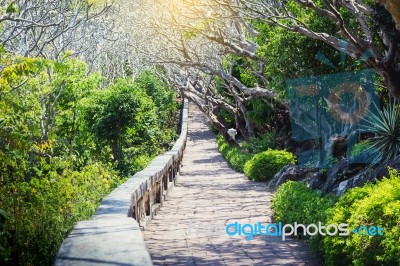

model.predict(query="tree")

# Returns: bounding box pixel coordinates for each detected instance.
[376,0,400,30]
[0,0,148,81]
[82,79,161,174]
[130,0,290,141]
[0,0,111,57]
[238,0,400,99]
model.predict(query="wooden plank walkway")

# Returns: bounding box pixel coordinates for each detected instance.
[143,104,321,266]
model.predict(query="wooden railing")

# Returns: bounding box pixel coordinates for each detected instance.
[55,99,188,266]
[128,99,188,226]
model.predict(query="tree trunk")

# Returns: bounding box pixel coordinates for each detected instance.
[380,67,400,99]
[237,101,254,139]
[376,0,400,31]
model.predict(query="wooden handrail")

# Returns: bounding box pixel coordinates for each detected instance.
[55,99,189,266]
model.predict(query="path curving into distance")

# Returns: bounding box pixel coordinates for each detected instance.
[143,104,320,266]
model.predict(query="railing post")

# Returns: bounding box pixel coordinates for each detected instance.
[129,99,188,227]
[145,191,151,217]
[155,181,162,204]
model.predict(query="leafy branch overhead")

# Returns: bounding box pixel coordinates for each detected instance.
[131,0,400,142]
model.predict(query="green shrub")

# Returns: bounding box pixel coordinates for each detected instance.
[0,162,121,265]
[272,181,337,255]
[272,181,337,225]
[227,148,254,172]
[216,132,282,173]
[244,150,296,181]
[323,169,400,266]
[216,135,254,172]
[82,76,178,175]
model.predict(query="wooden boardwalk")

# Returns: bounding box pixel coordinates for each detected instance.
[143,104,320,266]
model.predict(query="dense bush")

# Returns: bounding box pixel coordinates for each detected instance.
[272,181,337,226]
[323,169,400,266]
[0,162,121,265]
[216,132,281,173]
[82,79,161,175]
[244,150,296,181]
[271,181,337,255]
[271,171,400,265]
[0,55,179,265]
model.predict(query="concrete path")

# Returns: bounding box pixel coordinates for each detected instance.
[143,104,320,266]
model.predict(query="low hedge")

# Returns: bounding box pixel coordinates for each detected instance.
[216,135,253,172]
[244,149,296,181]
[216,135,295,180]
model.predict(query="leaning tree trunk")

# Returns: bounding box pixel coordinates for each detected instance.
[237,101,255,139]
[182,94,234,144]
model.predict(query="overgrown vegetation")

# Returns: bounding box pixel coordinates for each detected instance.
[2,0,400,265]
[324,169,400,265]
[272,170,400,265]
[272,181,337,226]
[0,55,178,265]
[0,163,121,265]
[272,181,337,255]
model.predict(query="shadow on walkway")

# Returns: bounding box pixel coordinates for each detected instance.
[143,104,321,266]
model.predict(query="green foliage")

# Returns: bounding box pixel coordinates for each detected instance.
[0,53,178,265]
[253,12,347,97]
[5,3,18,14]
[216,108,235,129]
[82,75,178,175]
[216,132,283,173]
[226,148,254,173]
[350,141,373,158]
[272,171,400,265]
[245,99,275,127]
[0,208,8,259]
[363,101,400,163]
[214,10,352,139]
[272,181,337,255]
[0,162,121,265]
[82,79,157,173]
[244,150,296,181]
[324,169,400,266]
[216,135,253,172]
[240,132,278,154]
[272,181,337,226]
[135,71,179,146]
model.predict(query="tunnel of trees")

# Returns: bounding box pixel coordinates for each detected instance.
[1,0,400,265]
